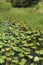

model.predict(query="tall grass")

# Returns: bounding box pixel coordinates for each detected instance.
[0,2,43,30]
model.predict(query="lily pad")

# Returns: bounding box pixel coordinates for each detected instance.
[0,56,6,60]
[39,57,43,60]
[30,63,37,65]
[0,45,3,48]
[0,59,4,64]
[33,56,39,62]
[19,59,26,65]
[18,53,24,57]
[12,59,18,64]
[38,38,43,41]
[28,55,33,59]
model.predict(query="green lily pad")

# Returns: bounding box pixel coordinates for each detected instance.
[3,44,10,47]
[28,55,33,59]
[33,56,39,62]
[5,52,14,56]
[31,35,36,40]
[30,63,34,65]
[5,48,10,51]
[41,31,43,34]
[22,41,27,44]
[39,57,43,60]
[12,59,18,63]
[35,50,40,54]
[38,38,43,41]
[0,59,4,64]
[0,56,6,60]
[30,63,37,65]
[0,42,4,45]
[35,49,43,54]
[1,49,5,52]
[19,59,27,65]
[24,51,30,55]
[33,32,40,37]
[36,42,40,46]
[0,45,3,48]
[27,38,31,41]
[7,58,12,61]
[23,43,33,47]
[31,46,37,49]
[18,53,24,57]
[39,49,43,54]
[12,46,19,51]
[26,31,32,35]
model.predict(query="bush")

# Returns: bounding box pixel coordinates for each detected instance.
[9,0,40,7]
[11,0,29,7]
[0,2,11,10]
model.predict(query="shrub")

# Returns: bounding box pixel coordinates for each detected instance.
[9,0,40,7]
[11,0,29,7]
[0,2,11,10]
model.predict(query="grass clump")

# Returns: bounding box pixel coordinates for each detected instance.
[0,2,11,10]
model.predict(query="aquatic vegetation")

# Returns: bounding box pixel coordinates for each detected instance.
[0,21,43,65]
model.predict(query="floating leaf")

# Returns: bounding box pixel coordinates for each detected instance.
[33,56,39,62]
[19,59,26,65]
[0,45,3,48]
[28,55,33,59]
[38,38,43,41]
[36,42,40,46]
[24,51,30,55]
[0,56,6,60]
[7,58,12,61]
[12,59,18,63]
[35,49,43,54]
[26,31,32,35]
[0,59,4,64]
[30,63,37,65]
[1,49,5,52]
[5,48,10,51]
[39,57,43,60]
[18,53,24,57]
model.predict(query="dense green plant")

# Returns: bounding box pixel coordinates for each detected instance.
[11,0,29,7]
[0,2,11,10]
[0,21,43,65]
[7,0,40,7]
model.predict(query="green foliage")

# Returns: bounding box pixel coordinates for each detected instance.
[8,0,40,7]
[0,1,43,65]
[11,0,28,7]
[0,2,11,10]
[0,21,43,65]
